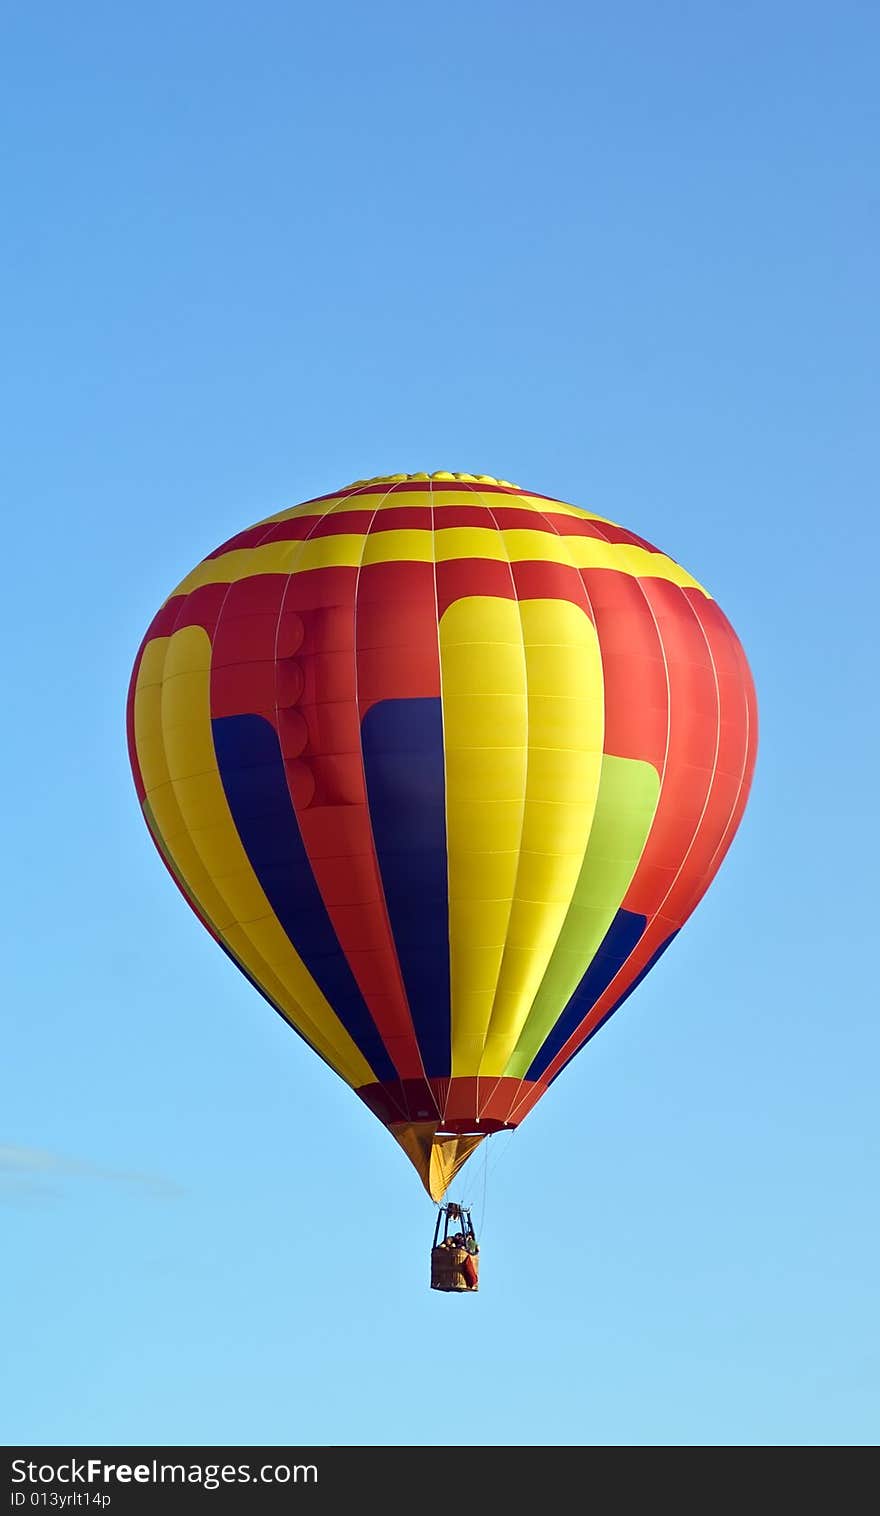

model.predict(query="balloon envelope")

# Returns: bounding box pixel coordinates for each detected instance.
[127,472,757,1198]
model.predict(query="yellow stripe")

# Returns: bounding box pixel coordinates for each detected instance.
[480,601,605,1077]
[175,532,709,597]
[242,487,622,527]
[434,528,509,562]
[171,544,297,596]
[259,494,352,523]
[440,598,528,1075]
[361,530,434,565]
[134,627,375,1088]
[441,597,606,1077]
[508,492,611,521]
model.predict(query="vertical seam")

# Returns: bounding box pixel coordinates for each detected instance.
[153,499,346,1069]
[181,488,376,1079]
[459,481,529,1118]
[506,505,674,1122]
[676,599,757,916]
[429,475,454,1126]
[351,481,436,1104]
[479,499,604,1118]
[509,568,725,1119]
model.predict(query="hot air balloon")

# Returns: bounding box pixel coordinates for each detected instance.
[127,470,757,1269]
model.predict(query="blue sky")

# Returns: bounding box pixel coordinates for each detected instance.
[1,0,877,1447]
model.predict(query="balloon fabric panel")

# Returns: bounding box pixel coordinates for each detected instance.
[128,474,757,1194]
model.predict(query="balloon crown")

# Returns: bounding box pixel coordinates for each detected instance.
[344,471,520,489]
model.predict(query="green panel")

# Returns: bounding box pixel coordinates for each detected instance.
[502,754,660,1078]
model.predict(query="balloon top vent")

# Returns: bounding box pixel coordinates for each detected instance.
[344,472,520,489]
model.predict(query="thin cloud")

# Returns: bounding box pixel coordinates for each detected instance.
[0,1145,182,1202]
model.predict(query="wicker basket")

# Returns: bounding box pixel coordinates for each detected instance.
[431,1245,478,1292]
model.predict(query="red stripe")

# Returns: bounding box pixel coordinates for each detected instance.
[512,558,594,611]
[310,510,376,537]
[519,584,756,1095]
[368,506,433,532]
[150,563,427,1082]
[208,516,337,554]
[432,505,494,528]
[206,504,656,556]
[355,562,441,716]
[548,514,658,550]
[492,506,556,531]
[273,565,426,1081]
[436,558,515,618]
[620,579,719,918]
[209,577,288,722]
[584,568,667,771]
[356,1076,528,1130]
[154,586,228,638]
[669,593,758,925]
[309,480,556,500]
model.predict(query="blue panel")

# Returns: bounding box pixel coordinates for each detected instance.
[525,908,648,1081]
[547,930,680,1085]
[212,713,397,1083]
[361,698,451,1078]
